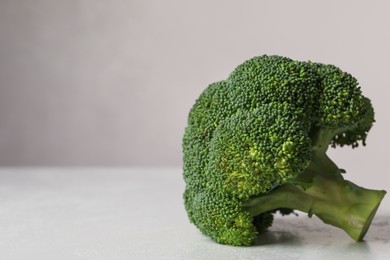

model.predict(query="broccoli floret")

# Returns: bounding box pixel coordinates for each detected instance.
[182,55,386,246]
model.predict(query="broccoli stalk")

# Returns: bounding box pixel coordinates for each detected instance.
[244,127,386,241]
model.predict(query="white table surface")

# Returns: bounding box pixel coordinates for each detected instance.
[0,167,389,260]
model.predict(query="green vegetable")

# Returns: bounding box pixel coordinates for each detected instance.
[182,55,386,246]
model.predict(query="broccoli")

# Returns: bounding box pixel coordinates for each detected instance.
[182,55,386,246]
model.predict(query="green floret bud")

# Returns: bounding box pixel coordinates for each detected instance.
[182,55,386,246]
[206,103,311,198]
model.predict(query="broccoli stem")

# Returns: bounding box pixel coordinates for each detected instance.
[244,128,386,241]
[245,175,386,241]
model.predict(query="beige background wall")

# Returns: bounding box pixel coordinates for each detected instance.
[0,0,389,180]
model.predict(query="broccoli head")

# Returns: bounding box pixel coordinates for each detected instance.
[182,55,386,246]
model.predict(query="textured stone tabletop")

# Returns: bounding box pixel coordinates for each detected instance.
[0,168,389,260]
